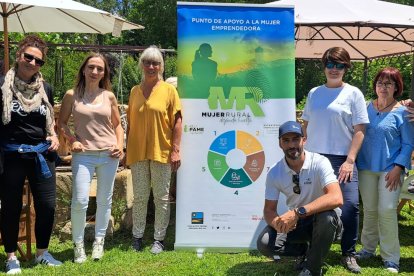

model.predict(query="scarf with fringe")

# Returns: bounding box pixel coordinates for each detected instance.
[1,67,54,136]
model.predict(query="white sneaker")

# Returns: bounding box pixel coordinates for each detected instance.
[35,251,62,266]
[92,237,105,260]
[298,268,312,276]
[73,241,87,264]
[5,256,21,274]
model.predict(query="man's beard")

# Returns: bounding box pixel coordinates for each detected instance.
[284,147,302,160]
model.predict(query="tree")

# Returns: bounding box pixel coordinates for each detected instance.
[77,0,119,14]
[123,0,177,48]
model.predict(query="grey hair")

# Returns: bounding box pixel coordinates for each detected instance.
[138,45,164,82]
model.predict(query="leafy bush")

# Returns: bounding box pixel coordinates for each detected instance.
[164,54,177,79]
[112,54,141,105]
[41,50,88,101]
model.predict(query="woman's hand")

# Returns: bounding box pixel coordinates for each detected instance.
[400,99,413,107]
[110,145,124,160]
[406,106,414,122]
[71,141,85,152]
[385,166,403,192]
[400,99,414,122]
[338,159,354,183]
[46,135,60,152]
[170,150,181,172]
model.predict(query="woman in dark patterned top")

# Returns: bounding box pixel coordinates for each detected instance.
[0,35,62,274]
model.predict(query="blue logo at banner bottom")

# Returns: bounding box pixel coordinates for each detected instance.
[191,212,204,224]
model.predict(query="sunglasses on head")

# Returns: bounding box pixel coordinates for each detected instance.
[23,53,45,67]
[292,174,301,194]
[325,61,346,70]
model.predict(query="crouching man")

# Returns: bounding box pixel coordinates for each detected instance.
[257,121,343,276]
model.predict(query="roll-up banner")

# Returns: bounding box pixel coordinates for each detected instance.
[176,2,295,251]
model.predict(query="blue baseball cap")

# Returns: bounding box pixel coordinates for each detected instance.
[278,121,303,138]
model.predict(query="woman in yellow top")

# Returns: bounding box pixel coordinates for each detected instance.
[126,46,182,254]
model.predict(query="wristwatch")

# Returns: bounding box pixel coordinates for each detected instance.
[294,207,307,218]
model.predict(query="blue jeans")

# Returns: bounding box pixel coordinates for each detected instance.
[322,154,359,256]
[2,141,54,179]
[257,210,341,275]
[71,151,119,243]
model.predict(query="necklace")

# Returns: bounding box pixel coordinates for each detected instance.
[376,99,396,115]
[83,89,102,104]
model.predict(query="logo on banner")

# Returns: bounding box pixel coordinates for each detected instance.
[184,124,204,134]
[208,87,265,117]
[191,212,204,224]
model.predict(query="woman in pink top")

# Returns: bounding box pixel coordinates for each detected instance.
[58,53,124,263]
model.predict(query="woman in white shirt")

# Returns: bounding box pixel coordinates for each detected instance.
[301,47,369,274]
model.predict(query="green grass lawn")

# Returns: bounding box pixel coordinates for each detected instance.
[1,203,413,276]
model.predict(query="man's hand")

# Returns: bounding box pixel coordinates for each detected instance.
[273,210,298,233]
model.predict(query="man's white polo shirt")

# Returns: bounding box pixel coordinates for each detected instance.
[265,150,338,212]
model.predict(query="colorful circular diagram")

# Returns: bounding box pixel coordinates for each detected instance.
[207,130,265,188]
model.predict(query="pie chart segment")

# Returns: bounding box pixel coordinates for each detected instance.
[244,151,265,182]
[237,130,263,155]
[207,151,229,182]
[220,168,252,188]
[209,130,235,155]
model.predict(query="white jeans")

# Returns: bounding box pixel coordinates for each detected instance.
[130,160,171,241]
[71,151,119,243]
[358,170,402,264]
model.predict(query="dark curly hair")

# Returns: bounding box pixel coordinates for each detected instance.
[15,35,48,64]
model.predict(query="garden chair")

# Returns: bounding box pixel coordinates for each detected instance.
[397,174,414,214]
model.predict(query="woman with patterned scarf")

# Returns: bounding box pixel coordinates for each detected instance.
[0,35,62,274]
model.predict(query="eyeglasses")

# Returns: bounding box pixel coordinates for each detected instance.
[376,81,395,88]
[325,61,346,70]
[292,174,301,194]
[143,60,161,67]
[23,53,45,67]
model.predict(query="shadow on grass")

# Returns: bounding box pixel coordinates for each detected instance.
[328,250,414,274]
[398,224,414,247]
[226,258,292,276]
[400,256,414,273]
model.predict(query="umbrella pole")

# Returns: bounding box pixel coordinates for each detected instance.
[2,3,9,74]
[411,51,414,100]
[362,58,368,95]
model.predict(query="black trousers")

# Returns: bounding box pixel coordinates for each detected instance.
[0,153,56,253]
[257,210,342,275]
